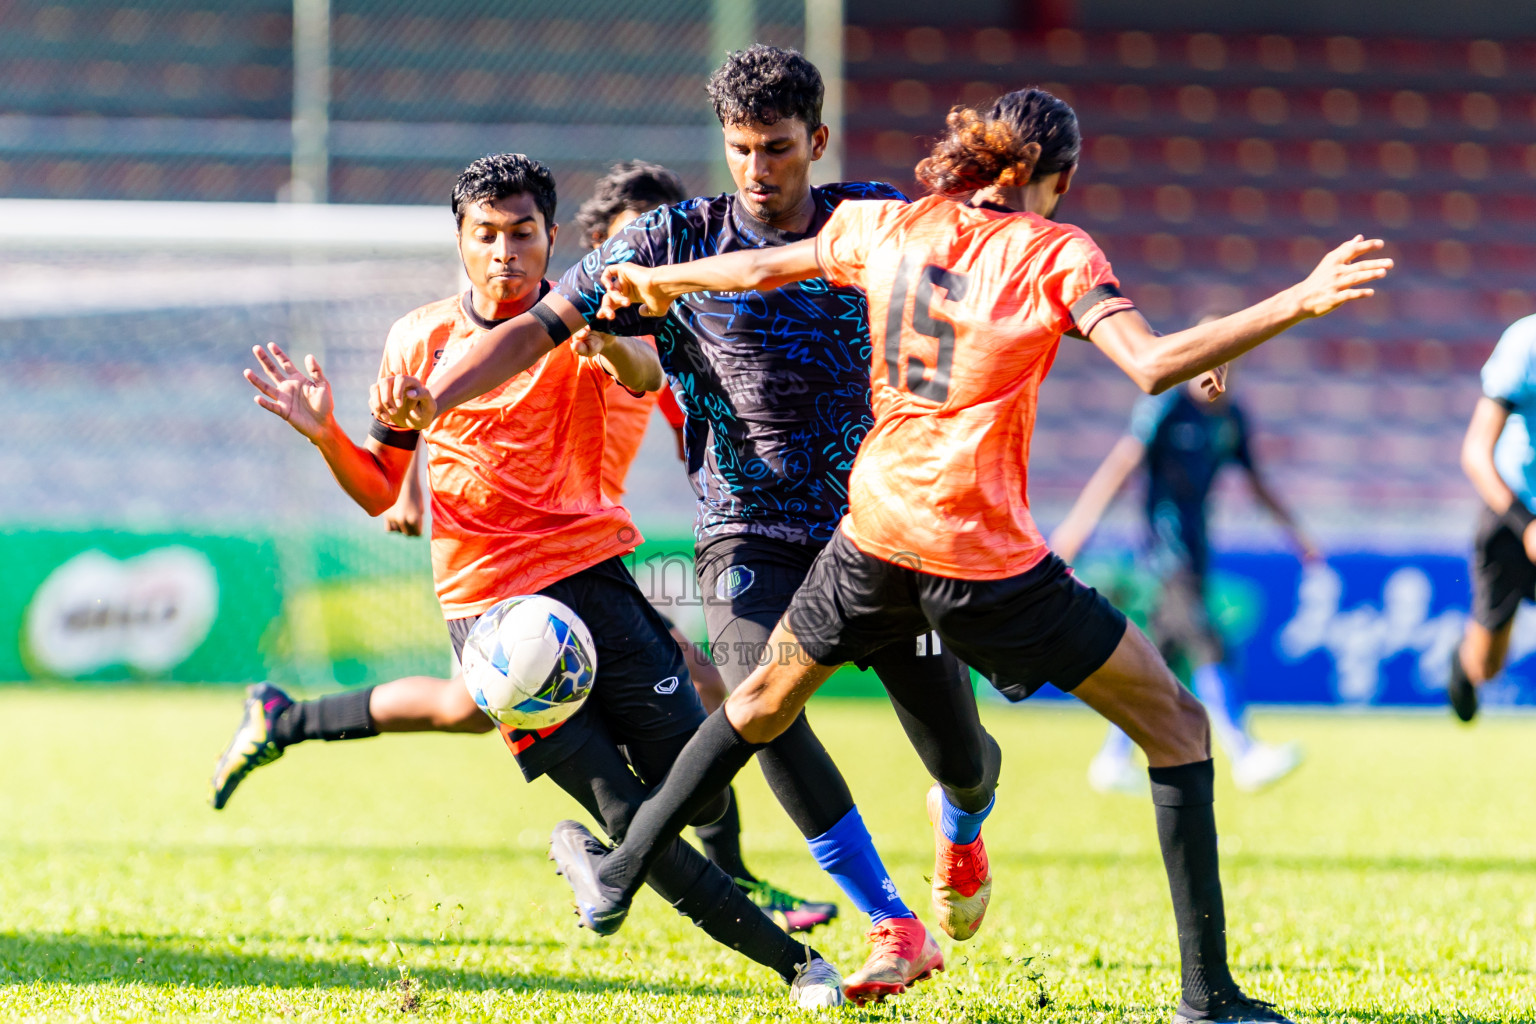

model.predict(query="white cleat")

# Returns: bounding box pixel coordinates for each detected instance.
[790,956,845,1010]
[1231,741,1304,792]
[1088,751,1148,795]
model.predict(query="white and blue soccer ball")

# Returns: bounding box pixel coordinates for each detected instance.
[460,595,597,730]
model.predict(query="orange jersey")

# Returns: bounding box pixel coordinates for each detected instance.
[380,292,642,618]
[815,195,1129,580]
[600,383,657,503]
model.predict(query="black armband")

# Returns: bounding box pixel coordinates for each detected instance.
[1069,283,1138,337]
[1505,498,1536,535]
[529,300,573,344]
[368,418,420,451]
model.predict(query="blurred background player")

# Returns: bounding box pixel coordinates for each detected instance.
[572,161,694,503]
[1447,313,1536,722]
[1052,328,1318,794]
[543,86,1390,1024]
[229,152,844,1007]
[373,46,975,1003]
[208,156,836,934]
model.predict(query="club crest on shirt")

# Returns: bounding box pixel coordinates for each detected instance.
[716,565,755,600]
[654,675,681,695]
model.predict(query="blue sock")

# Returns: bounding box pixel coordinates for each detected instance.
[806,808,915,924]
[938,791,993,845]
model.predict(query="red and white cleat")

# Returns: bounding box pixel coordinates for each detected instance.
[926,783,993,940]
[841,916,944,1005]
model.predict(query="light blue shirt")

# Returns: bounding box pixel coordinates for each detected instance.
[1481,314,1536,510]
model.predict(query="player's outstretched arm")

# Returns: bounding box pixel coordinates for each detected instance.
[572,329,664,393]
[1049,434,1146,562]
[1090,236,1393,394]
[383,442,424,536]
[244,343,413,515]
[372,293,591,429]
[1243,461,1322,562]
[596,238,823,320]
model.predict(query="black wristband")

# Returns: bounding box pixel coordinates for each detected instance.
[529,300,573,344]
[368,418,420,450]
[1505,498,1536,536]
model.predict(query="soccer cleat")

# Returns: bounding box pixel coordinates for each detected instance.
[1088,749,1148,796]
[1172,992,1297,1023]
[738,878,839,933]
[841,917,944,1005]
[548,819,630,936]
[1231,742,1304,792]
[789,955,845,1010]
[209,683,293,810]
[925,784,992,940]
[1448,668,1479,723]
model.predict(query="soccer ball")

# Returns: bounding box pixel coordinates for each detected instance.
[460,595,597,730]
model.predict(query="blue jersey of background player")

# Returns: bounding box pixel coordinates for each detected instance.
[373,46,987,1000]
[1134,386,1256,580]
[1448,313,1536,722]
[1053,351,1318,795]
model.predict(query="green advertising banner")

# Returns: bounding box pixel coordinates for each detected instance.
[0,530,282,684]
[0,528,898,697]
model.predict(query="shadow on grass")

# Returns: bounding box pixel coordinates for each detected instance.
[1303,1010,1514,1024]
[0,930,755,999]
[5,839,1532,877]
[990,848,1536,877]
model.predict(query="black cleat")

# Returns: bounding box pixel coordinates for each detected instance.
[209,683,292,809]
[548,820,630,935]
[1448,668,1479,723]
[1173,993,1297,1024]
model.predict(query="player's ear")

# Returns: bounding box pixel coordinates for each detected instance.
[1056,164,1076,195]
[809,123,829,161]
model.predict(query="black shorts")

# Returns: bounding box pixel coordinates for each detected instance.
[447,557,703,781]
[1471,503,1536,631]
[784,531,1128,701]
[695,532,948,683]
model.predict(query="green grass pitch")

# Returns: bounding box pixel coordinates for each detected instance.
[2,688,1534,1023]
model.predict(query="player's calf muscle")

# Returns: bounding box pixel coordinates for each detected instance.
[725,662,833,744]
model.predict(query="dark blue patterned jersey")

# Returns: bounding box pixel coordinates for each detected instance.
[552,181,907,545]
[1130,388,1254,579]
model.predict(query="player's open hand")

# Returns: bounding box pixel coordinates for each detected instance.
[598,263,671,320]
[371,374,435,430]
[1294,235,1393,317]
[245,343,334,442]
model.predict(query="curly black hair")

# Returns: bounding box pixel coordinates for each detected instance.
[706,44,823,130]
[451,153,557,230]
[573,161,688,249]
[916,88,1079,197]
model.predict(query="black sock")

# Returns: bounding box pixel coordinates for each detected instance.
[271,688,377,748]
[1450,655,1472,691]
[1149,759,1238,1012]
[756,712,855,838]
[598,708,763,900]
[693,786,756,883]
[647,833,812,983]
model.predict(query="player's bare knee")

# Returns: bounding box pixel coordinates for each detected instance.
[1173,686,1212,755]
